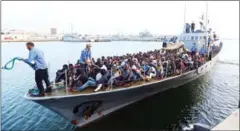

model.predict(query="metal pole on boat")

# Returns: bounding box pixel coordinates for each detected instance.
[166,61,168,78]
[48,62,56,89]
[110,67,113,89]
[205,1,209,59]
[143,66,145,84]
[65,69,68,95]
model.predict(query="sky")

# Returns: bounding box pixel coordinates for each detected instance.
[2,1,239,38]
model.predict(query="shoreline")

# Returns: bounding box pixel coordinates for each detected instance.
[1,40,63,42]
[1,40,163,43]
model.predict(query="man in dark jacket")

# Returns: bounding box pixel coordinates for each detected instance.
[191,21,195,32]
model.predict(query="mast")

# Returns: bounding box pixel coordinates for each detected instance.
[205,1,210,59]
[205,1,208,46]
[183,1,187,33]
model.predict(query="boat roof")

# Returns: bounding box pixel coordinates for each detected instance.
[163,42,184,51]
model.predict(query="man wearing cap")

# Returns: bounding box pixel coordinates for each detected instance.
[79,43,93,76]
[21,42,51,96]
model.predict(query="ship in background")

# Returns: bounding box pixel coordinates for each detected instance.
[62,33,111,42]
[62,24,111,42]
[1,29,63,42]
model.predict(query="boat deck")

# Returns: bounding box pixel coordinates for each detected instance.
[27,73,184,99]
[44,78,161,97]
[26,48,222,99]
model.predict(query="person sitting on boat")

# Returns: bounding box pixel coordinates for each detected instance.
[76,65,100,92]
[175,58,182,75]
[20,42,51,96]
[161,57,168,77]
[142,60,155,81]
[67,66,82,91]
[74,60,81,68]
[160,49,166,56]
[150,56,157,67]
[68,64,78,90]
[95,58,101,67]
[94,65,111,92]
[113,63,133,86]
[182,53,193,71]
[79,43,93,76]
[149,65,157,79]
[199,55,205,64]
[200,45,207,57]
[131,64,143,81]
[156,60,164,79]
[76,77,97,91]
[77,70,89,87]
[168,58,176,76]
[194,55,201,68]
[105,64,121,91]
[55,64,68,83]
[72,69,83,88]
[180,58,186,73]
[131,58,145,80]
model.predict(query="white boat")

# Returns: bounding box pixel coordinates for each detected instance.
[24,43,222,127]
[63,34,90,42]
[24,33,223,127]
[24,3,223,127]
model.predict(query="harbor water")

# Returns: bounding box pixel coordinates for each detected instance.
[1,40,239,130]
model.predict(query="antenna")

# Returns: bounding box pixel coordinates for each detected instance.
[70,23,73,35]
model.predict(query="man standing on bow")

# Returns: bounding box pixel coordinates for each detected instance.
[22,42,51,96]
[79,43,94,76]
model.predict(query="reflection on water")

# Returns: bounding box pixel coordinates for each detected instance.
[1,40,239,130]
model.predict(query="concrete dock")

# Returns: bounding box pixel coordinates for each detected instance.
[212,109,239,130]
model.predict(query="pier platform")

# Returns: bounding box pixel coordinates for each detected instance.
[212,109,239,130]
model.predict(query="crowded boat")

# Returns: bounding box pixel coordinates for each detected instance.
[50,41,222,94]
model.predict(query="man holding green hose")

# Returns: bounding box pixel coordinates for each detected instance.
[20,42,51,97]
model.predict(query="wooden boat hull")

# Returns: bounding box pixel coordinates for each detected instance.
[24,51,220,127]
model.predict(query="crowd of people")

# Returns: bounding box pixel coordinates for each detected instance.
[53,42,221,93]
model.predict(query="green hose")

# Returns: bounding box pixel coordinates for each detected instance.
[2,57,36,70]
[2,57,22,70]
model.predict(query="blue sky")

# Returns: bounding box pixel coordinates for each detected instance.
[2,1,239,38]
